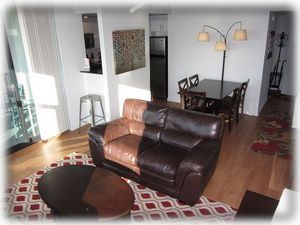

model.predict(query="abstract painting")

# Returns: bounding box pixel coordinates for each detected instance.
[112,29,145,75]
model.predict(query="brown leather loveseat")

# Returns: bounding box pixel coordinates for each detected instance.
[88,98,224,206]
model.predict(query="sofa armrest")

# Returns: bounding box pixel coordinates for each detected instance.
[88,118,130,145]
[176,139,221,191]
[88,118,130,167]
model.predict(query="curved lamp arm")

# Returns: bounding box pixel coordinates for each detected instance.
[203,25,226,41]
[225,21,243,42]
[202,21,244,43]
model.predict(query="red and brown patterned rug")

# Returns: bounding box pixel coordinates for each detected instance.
[251,99,294,160]
[4,152,237,222]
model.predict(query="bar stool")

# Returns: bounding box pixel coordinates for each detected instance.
[79,94,106,133]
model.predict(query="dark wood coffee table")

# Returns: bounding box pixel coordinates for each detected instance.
[38,165,134,219]
[235,190,279,219]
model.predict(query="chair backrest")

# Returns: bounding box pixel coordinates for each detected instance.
[183,91,206,109]
[230,86,243,114]
[178,78,189,109]
[189,74,199,87]
[178,78,189,92]
[240,79,249,106]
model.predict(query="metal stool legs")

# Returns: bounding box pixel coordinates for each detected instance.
[90,97,95,126]
[79,94,106,133]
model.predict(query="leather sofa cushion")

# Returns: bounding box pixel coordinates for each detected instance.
[161,130,203,150]
[138,169,175,188]
[123,99,167,127]
[138,143,187,180]
[164,108,224,141]
[104,134,158,167]
[128,120,161,142]
[88,118,129,145]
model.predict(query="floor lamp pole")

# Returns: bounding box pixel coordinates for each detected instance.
[221,50,226,84]
[220,49,226,98]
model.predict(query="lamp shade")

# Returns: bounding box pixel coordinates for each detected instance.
[197,32,209,41]
[214,41,226,51]
[233,29,247,41]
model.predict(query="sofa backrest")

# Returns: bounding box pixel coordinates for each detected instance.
[123,99,167,141]
[161,108,224,150]
[122,99,224,149]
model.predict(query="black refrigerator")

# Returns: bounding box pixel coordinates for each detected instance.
[150,36,168,99]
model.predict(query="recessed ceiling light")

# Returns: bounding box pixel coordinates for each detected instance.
[84,16,88,19]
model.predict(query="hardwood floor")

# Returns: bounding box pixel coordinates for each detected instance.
[6,96,294,209]
[204,115,292,209]
[6,127,91,186]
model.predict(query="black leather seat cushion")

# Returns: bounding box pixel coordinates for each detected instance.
[137,143,187,180]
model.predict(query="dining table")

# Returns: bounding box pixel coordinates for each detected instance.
[187,79,242,114]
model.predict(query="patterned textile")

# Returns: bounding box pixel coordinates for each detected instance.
[4,152,236,222]
[251,109,293,160]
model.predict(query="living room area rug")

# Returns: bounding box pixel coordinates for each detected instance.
[251,96,294,160]
[4,152,237,222]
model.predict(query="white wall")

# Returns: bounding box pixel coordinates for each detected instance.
[54,9,86,131]
[54,7,150,129]
[100,9,151,120]
[54,8,109,130]
[55,7,271,127]
[168,10,270,116]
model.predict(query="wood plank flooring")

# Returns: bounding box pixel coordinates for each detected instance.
[6,96,293,209]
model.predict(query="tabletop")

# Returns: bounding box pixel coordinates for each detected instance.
[187,79,242,100]
[38,165,134,219]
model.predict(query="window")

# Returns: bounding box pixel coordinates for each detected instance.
[81,13,102,74]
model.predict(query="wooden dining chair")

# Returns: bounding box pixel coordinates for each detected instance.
[183,91,215,114]
[238,79,250,120]
[178,78,189,109]
[221,79,250,123]
[189,74,199,87]
[217,86,242,132]
[183,91,206,112]
[188,74,216,113]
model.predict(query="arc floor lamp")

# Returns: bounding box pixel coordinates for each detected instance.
[197,21,247,83]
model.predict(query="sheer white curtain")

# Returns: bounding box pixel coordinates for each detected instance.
[18,7,69,140]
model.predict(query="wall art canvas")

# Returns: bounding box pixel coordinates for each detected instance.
[112,29,145,75]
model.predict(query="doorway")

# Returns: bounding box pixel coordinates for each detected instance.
[149,14,168,100]
[258,11,295,114]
